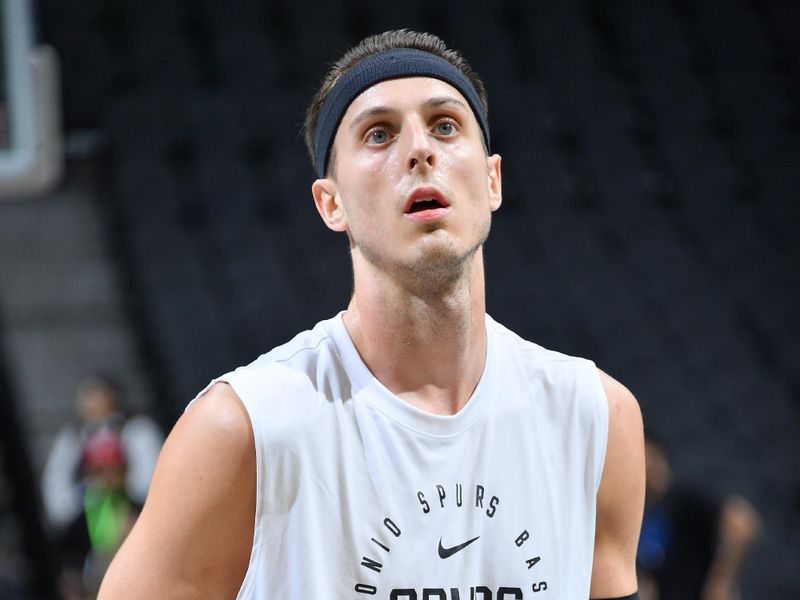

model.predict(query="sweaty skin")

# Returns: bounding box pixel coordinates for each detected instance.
[99,76,644,599]
[312,78,502,416]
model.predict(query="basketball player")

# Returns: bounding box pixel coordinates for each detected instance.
[100,30,645,599]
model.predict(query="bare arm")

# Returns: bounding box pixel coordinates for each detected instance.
[98,383,256,599]
[701,495,761,600]
[590,370,645,599]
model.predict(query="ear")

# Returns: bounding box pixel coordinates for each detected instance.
[311,178,348,232]
[487,153,502,211]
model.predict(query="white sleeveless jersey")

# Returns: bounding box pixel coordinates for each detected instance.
[194,313,608,599]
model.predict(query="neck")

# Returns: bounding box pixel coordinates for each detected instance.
[343,249,488,416]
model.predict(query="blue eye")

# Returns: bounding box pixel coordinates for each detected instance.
[436,121,455,135]
[369,130,389,144]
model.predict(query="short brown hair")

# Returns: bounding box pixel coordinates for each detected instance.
[303,29,489,177]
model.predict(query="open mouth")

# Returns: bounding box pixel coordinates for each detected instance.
[404,187,451,215]
[407,198,446,213]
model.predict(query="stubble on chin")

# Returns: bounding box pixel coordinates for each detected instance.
[356,217,491,299]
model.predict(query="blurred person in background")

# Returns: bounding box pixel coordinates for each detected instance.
[41,375,162,533]
[637,435,761,600]
[58,427,141,599]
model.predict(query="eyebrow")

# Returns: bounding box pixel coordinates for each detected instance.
[348,106,395,131]
[422,96,468,112]
[348,95,469,131]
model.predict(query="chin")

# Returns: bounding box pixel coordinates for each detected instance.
[417,223,488,265]
[408,240,479,284]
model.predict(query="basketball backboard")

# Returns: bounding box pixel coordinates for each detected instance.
[0,0,62,199]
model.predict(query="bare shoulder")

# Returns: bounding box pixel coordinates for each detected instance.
[144,382,255,513]
[597,370,639,421]
[174,382,254,455]
[590,369,645,598]
[99,383,256,599]
[595,369,644,499]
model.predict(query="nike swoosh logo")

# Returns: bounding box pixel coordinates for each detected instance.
[438,535,480,559]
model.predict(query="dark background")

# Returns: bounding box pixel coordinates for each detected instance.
[0,0,798,596]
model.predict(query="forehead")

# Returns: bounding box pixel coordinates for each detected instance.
[339,77,473,127]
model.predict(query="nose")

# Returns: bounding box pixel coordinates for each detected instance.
[405,118,436,172]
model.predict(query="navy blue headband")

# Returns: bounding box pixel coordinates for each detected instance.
[313,47,491,178]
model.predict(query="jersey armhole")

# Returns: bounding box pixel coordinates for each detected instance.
[188,374,263,599]
[587,361,610,496]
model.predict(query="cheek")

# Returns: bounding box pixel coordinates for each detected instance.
[347,155,404,220]
[363,149,388,175]
[444,145,490,197]
[442,138,481,170]
[339,183,384,229]
[344,145,393,188]
[439,140,468,169]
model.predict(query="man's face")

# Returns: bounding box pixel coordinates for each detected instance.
[77,386,119,423]
[313,77,502,285]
